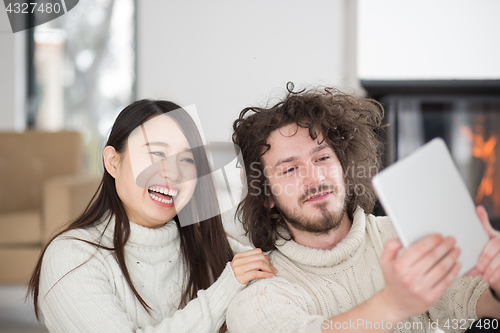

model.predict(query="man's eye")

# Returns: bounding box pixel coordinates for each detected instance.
[317,156,330,162]
[283,167,296,174]
[149,151,165,158]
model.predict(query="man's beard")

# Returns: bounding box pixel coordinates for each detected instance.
[273,184,348,235]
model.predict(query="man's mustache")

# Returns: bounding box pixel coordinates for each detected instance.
[300,184,337,202]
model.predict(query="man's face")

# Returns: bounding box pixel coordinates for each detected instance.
[261,124,347,234]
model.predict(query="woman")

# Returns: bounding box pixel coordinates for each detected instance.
[27,100,275,332]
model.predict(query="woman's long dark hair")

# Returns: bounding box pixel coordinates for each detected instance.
[27,100,234,322]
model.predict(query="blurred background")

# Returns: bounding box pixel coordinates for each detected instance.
[0,0,499,331]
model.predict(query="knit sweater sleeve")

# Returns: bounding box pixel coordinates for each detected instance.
[226,277,326,333]
[39,235,244,333]
[428,275,489,333]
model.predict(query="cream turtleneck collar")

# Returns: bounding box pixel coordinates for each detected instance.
[275,206,367,267]
[94,216,179,248]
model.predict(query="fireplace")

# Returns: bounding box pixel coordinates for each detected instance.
[363,80,500,230]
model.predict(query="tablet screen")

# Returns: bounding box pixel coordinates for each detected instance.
[372,138,489,276]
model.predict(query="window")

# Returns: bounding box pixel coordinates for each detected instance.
[30,0,136,172]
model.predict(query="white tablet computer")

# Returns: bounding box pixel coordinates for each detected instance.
[372,137,489,276]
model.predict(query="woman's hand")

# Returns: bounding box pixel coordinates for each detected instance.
[467,205,500,294]
[378,235,461,322]
[231,248,277,284]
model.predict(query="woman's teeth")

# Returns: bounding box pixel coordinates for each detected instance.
[148,186,178,204]
[149,192,173,204]
[148,186,178,197]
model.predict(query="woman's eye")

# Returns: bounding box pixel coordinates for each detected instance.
[149,151,166,159]
[181,157,195,164]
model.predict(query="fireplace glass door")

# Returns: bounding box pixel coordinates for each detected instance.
[383,95,500,227]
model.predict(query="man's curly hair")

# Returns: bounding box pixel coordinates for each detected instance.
[232,83,385,251]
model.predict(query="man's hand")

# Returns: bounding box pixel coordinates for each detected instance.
[467,205,500,295]
[378,235,461,322]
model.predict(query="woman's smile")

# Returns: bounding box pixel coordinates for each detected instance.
[147,185,179,207]
[115,114,198,228]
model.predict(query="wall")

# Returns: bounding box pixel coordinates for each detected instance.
[358,0,500,80]
[0,9,26,131]
[137,0,353,142]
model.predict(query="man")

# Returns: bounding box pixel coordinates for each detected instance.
[226,84,500,333]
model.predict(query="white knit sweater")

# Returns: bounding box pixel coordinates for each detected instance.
[39,217,244,332]
[226,207,488,333]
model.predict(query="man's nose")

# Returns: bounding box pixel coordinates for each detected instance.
[304,162,326,185]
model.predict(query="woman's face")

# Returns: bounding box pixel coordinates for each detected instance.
[112,114,198,228]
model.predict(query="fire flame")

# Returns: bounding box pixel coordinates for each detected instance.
[460,125,498,206]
